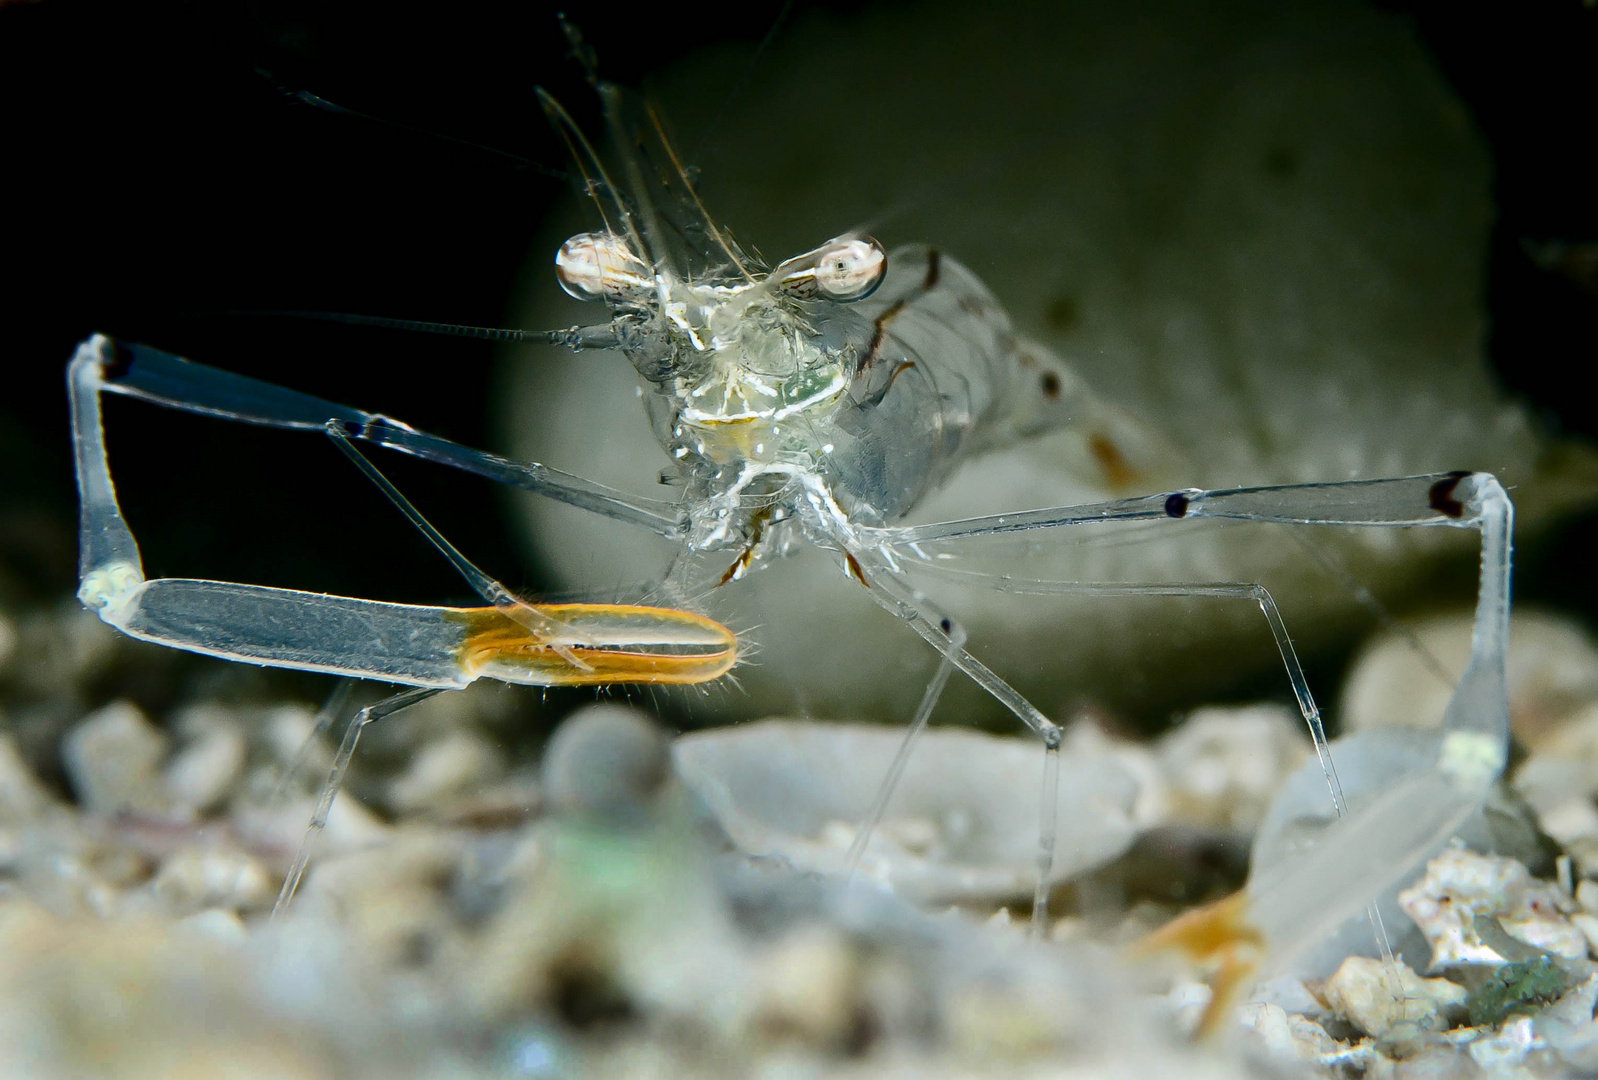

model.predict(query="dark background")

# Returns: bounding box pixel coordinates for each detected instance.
[2,0,1595,682]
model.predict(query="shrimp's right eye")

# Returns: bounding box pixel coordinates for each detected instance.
[770,235,887,303]
[555,232,653,302]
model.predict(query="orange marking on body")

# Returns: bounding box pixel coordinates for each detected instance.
[884,360,916,393]
[453,603,737,685]
[1087,430,1140,491]
[844,551,869,587]
[1133,890,1265,1040]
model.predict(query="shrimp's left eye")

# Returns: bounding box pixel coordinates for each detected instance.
[555,231,653,302]
[771,236,887,303]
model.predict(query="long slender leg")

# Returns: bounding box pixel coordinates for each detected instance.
[83,335,686,537]
[877,473,1510,800]
[270,680,355,805]
[877,473,1486,546]
[900,570,1350,814]
[847,472,1511,947]
[843,618,966,877]
[891,567,1391,953]
[272,686,443,918]
[67,336,735,687]
[848,559,1065,933]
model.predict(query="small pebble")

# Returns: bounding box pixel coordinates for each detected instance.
[151,848,274,914]
[1467,1014,1535,1072]
[1321,955,1466,1039]
[0,732,53,822]
[541,705,669,820]
[753,924,858,1046]
[1398,847,1587,966]
[1155,704,1308,830]
[1238,1002,1345,1064]
[62,701,168,814]
[1579,879,1598,916]
[389,732,501,815]
[164,722,246,815]
[174,907,248,945]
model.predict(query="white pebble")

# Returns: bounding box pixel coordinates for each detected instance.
[1156,704,1308,830]
[1578,879,1598,915]
[389,732,501,814]
[1321,955,1465,1039]
[164,723,246,814]
[752,924,858,1045]
[175,908,248,945]
[62,701,168,813]
[1468,1014,1535,1072]
[1239,1001,1345,1063]
[1398,846,1587,966]
[152,848,274,913]
[0,733,53,822]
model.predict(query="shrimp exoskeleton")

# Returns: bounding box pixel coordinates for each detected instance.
[494,78,1516,939]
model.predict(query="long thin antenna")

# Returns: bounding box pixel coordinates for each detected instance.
[255,67,567,181]
[647,102,753,282]
[211,310,619,350]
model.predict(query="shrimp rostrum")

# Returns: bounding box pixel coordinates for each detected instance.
[67,78,1514,934]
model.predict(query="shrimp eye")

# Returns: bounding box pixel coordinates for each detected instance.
[771,236,887,303]
[555,231,653,302]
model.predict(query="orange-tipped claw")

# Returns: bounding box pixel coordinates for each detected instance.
[1133,890,1266,1040]
[453,602,737,686]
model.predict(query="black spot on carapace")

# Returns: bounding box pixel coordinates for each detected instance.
[1428,471,1472,518]
[1263,146,1299,179]
[340,419,365,438]
[1040,371,1062,399]
[939,617,952,633]
[103,341,135,381]
[923,248,941,291]
[1165,492,1190,518]
[1044,293,1080,333]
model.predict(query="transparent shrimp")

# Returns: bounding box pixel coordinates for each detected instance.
[62,65,1517,962]
[458,80,1515,935]
[66,334,737,913]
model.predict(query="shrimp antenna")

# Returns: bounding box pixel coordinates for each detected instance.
[211,309,618,350]
[549,16,682,286]
[596,81,683,285]
[254,67,567,182]
[647,102,753,283]
[535,88,651,271]
[536,87,620,238]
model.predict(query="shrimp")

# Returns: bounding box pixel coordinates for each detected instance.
[433,71,1508,933]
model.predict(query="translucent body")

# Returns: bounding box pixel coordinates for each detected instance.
[532,86,1510,921]
[509,0,1598,729]
[587,225,1165,573]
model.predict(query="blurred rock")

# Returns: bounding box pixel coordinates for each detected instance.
[673,719,1140,903]
[1398,847,1587,968]
[1344,610,1598,745]
[62,701,168,815]
[1322,955,1467,1040]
